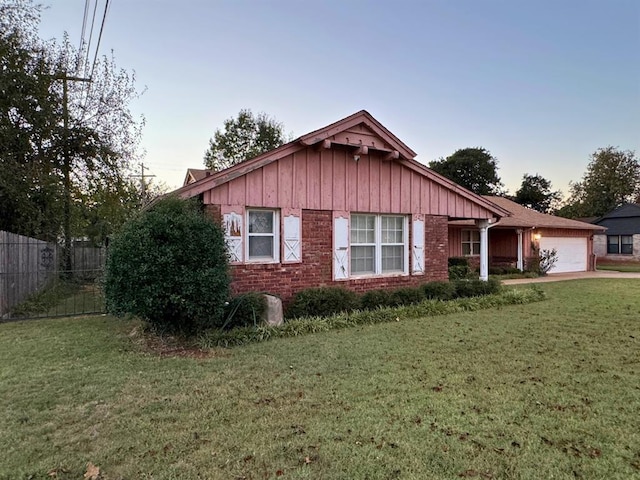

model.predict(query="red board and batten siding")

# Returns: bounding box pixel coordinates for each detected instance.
[205,206,447,304]
[208,150,497,218]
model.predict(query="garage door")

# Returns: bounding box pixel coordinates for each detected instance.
[539,237,587,273]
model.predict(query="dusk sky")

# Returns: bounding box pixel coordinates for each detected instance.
[38,1,640,198]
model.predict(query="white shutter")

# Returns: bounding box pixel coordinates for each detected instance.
[283,214,301,263]
[223,212,243,263]
[412,218,425,274]
[333,216,349,280]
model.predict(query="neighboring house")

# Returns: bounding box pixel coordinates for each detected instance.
[172,110,509,302]
[449,196,606,274]
[592,203,640,261]
[184,168,213,185]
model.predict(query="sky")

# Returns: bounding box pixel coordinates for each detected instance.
[37,0,640,198]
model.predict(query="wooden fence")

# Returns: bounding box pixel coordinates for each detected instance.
[0,231,105,318]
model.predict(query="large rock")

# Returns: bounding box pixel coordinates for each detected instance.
[261,294,283,326]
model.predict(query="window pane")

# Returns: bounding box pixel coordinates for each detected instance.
[351,215,375,243]
[607,235,620,254]
[382,216,403,243]
[462,243,471,256]
[472,230,480,242]
[249,211,273,233]
[249,237,273,258]
[462,230,470,242]
[351,246,375,274]
[472,242,481,255]
[608,236,619,245]
[621,235,633,254]
[382,245,404,272]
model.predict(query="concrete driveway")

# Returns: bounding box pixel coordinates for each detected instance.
[502,270,640,285]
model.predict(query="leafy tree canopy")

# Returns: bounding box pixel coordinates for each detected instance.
[0,0,148,244]
[429,147,503,195]
[203,109,289,171]
[514,173,562,213]
[556,147,639,218]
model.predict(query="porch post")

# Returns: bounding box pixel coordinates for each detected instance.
[478,220,489,281]
[516,229,524,271]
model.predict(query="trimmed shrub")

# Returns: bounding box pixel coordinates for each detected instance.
[449,264,473,280]
[448,257,469,267]
[389,286,424,306]
[489,266,522,275]
[360,289,393,310]
[222,292,268,329]
[286,286,360,318]
[453,277,502,298]
[104,197,230,334]
[421,281,456,300]
[199,287,547,348]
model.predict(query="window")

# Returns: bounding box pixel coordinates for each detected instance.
[462,229,480,256]
[247,210,279,262]
[607,235,633,255]
[350,214,407,275]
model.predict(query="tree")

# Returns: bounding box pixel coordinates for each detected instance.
[0,0,146,248]
[556,147,640,218]
[203,109,289,171]
[104,197,230,334]
[0,0,63,239]
[429,147,503,195]
[514,174,562,213]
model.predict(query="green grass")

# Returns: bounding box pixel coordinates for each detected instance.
[597,264,640,273]
[9,281,105,319]
[1,280,639,479]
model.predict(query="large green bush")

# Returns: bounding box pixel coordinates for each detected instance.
[104,197,230,333]
[286,286,360,319]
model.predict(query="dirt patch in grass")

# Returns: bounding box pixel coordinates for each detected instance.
[128,325,230,359]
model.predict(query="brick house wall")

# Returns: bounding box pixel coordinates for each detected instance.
[205,206,449,304]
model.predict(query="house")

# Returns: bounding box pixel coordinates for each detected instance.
[592,203,640,260]
[184,168,213,185]
[449,196,606,273]
[173,110,510,302]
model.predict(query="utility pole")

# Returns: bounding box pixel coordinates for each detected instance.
[130,163,156,204]
[60,73,91,277]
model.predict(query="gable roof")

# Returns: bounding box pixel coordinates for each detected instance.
[170,110,510,218]
[594,203,640,222]
[451,196,605,231]
[183,168,213,186]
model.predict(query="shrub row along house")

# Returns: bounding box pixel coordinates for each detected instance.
[173,111,599,302]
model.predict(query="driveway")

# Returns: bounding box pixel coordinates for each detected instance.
[502,270,640,285]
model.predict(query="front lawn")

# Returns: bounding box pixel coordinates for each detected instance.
[597,263,640,273]
[1,280,639,479]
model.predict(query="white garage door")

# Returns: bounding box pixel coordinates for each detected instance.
[539,237,587,273]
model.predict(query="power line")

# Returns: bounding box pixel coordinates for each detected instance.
[83,0,99,79]
[78,0,90,71]
[88,0,110,82]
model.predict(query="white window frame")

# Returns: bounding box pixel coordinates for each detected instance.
[246,209,280,263]
[350,214,409,277]
[462,229,481,256]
